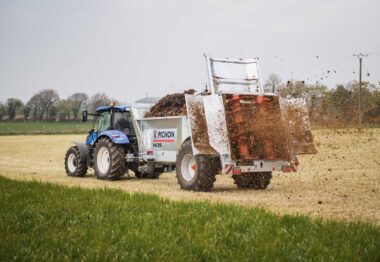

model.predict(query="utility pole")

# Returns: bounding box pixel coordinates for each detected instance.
[353,53,368,128]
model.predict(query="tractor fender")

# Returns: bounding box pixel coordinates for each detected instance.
[72,141,88,161]
[177,137,191,156]
[96,130,129,144]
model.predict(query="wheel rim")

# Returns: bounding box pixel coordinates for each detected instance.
[97,147,110,174]
[181,154,196,181]
[67,153,77,173]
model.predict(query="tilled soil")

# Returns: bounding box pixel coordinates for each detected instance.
[0,129,379,225]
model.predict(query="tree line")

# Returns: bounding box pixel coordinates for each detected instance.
[0,90,118,121]
[265,74,380,127]
[1,78,379,126]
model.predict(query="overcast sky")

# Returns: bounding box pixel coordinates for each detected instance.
[1,0,379,103]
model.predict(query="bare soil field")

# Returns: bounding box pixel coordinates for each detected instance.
[0,129,379,224]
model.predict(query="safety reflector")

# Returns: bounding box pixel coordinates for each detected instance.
[224,165,233,175]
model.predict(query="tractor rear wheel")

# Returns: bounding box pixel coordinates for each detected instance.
[94,137,126,180]
[232,172,272,189]
[64,146,88,177]
[176,139,220,191]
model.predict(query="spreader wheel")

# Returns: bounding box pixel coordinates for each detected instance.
[176,139,220,192]
[232,172,272,190]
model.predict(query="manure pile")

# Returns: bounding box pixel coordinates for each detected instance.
[145,89,196,117]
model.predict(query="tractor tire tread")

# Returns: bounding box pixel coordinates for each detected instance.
[94,137,125,180]
[64,146,88,177]
[232,172,272,190]
[176,139,221,192]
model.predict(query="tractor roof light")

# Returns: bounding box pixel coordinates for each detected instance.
[109,101,115,107]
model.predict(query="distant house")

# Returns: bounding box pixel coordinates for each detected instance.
[132,97,162,118]
[134,97,161,105]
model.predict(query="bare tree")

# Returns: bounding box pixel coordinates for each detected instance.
[0,102,6,120]
[265,73,282,93]
[26,89,60,120]
[6,98,23,120]
[22,103,32,121]
[89,93,109,112]
[49,105,58,120]
[57,99,72,121]
[39,89,60,120]
[68,93,88,120]
[27,94,43,120]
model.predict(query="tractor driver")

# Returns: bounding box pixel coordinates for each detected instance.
[114,113,132,134]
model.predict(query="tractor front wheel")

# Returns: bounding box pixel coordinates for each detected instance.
[94,137,126,180]
[64,146,88,177]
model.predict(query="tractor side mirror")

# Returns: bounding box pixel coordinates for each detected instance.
[82,110,88,122]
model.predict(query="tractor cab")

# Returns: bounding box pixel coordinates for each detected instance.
[82,105,135,146]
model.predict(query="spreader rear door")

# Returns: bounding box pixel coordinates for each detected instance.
[280,98,317,155]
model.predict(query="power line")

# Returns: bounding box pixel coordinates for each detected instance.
[353,53,369,129]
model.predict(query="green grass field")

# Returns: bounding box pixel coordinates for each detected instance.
[0,121,92,135]
[0,176,378,261]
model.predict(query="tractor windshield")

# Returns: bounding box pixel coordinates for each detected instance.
[98,112,111,132]
[113,111,135,135]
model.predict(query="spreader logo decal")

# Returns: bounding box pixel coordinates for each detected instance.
[153,129,176,143]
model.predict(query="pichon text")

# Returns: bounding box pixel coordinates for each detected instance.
[155,130,176,139]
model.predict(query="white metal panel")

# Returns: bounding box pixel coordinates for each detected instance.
[239,160,290,172]
[181,116,191,144]
[154,151,177,163]
[202,95,230,156]
[212,61,259,80]
[204,54,264,95]
[135,117,185,163]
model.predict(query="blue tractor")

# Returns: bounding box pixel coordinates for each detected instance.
[64,104,160,180]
